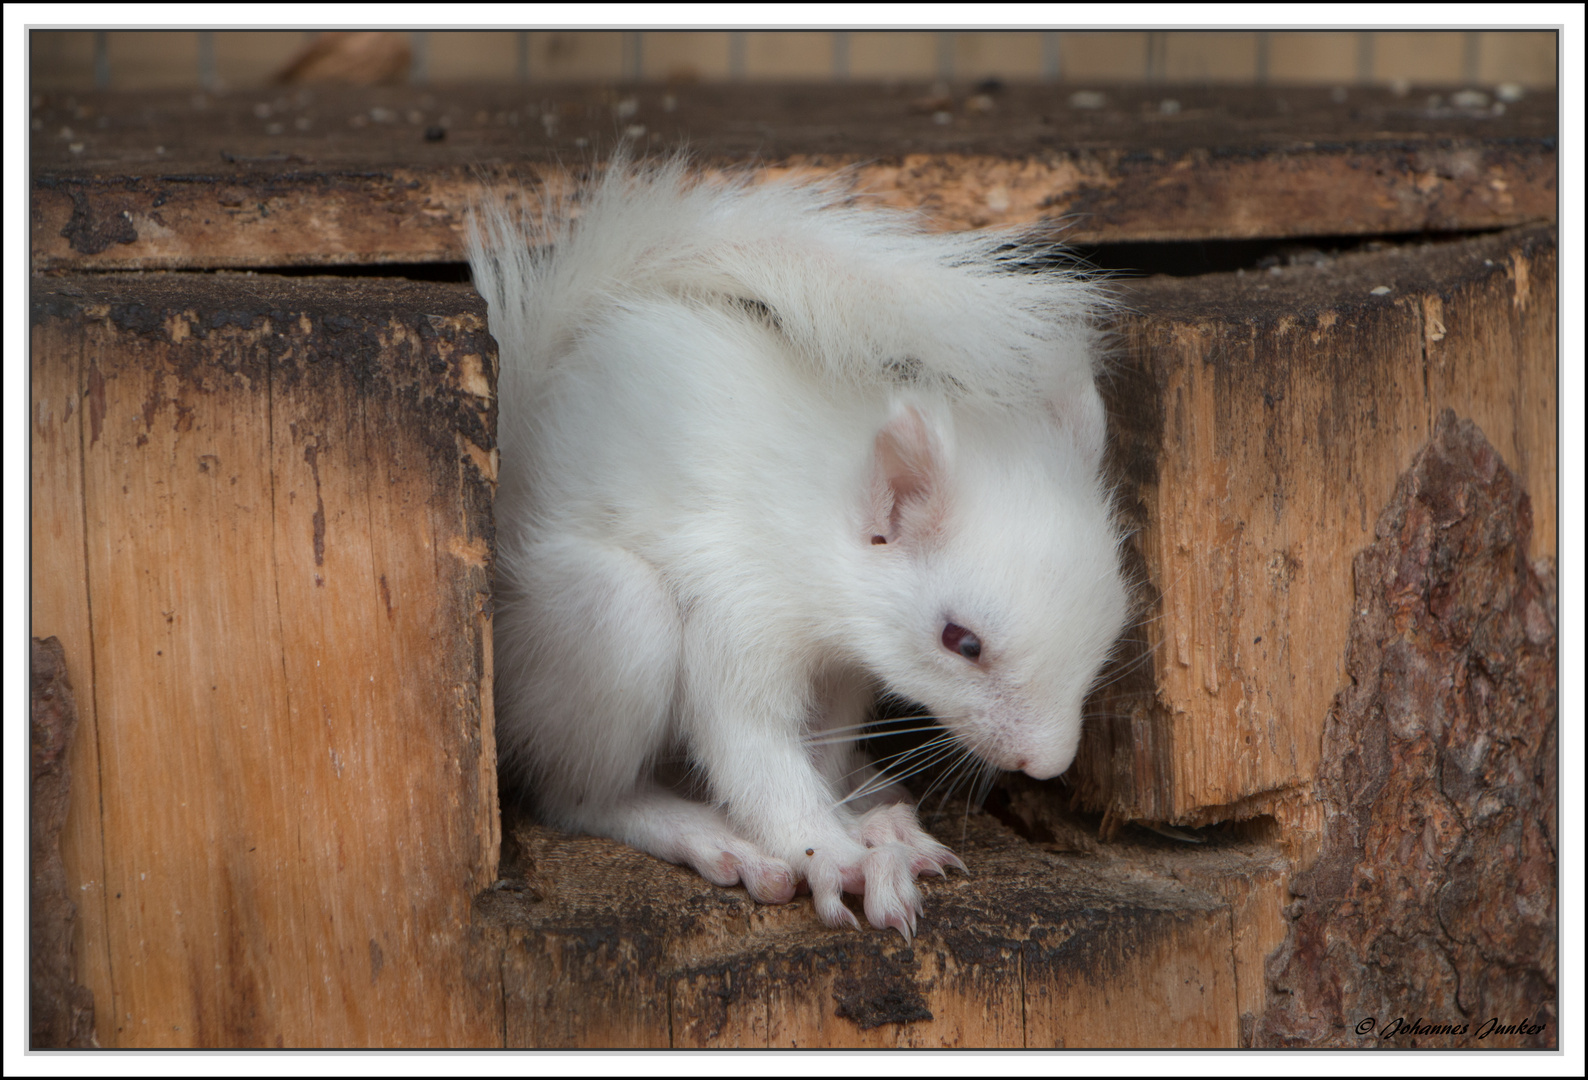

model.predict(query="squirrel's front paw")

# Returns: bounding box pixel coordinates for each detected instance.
[854,802,967,878]
[803,842,924,941]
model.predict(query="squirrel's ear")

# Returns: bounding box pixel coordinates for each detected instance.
[868,401,949,545]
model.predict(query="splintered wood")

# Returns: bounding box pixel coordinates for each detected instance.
[30,275,501,1047]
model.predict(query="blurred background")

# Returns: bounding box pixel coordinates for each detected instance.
[30,29,1558,90]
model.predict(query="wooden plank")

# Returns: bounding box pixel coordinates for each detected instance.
[1075,224,1557,829]
[29,274,500,1047]
[29,312,115,1048]
[481,810,1246,1047]
[75,284,297,1046]
[494,837,677,1048]
[1023,905,1238,1048]
[30,84,1555,271]
[995,780,1289,1045]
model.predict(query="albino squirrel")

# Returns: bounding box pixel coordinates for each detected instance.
[468,158,1131,940]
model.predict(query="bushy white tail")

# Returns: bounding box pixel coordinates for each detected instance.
[466,156,1107,413]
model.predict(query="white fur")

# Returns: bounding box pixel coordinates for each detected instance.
[468,158,1131,940]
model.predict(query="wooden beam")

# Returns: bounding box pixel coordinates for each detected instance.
[30,84,1555,271]
[483,810,1244,1047]
[1081,224,1557,828]
[30,274,501,1047]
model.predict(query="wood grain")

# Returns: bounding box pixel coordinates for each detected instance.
[29,315,115,1047]
[482,809,1251,1047]
[1024,906,1238,1047]
[27,84,1557,1044]
[29,84,1555,271]
[30,274,500,1047]
[1078,224,1558,830]
[994,781,1289,1044]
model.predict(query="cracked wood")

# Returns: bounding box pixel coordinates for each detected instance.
[29,273,502,1047]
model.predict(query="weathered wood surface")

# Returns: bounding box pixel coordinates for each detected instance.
[994,779,1291,1044]
[28,83,1557,1043]
[30,637,98,1048]
[1260,413,1557,1048]
[30,83,1556,271]
[1080,224,1556,831]
[479,402,1556,1050]
[479,806,1257,1048]
[31,308,119,1049]
[29,273,502,1047]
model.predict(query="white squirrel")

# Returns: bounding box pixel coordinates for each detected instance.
[468,158,1131,940]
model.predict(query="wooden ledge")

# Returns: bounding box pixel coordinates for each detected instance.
[31,83,1556,271]
[479,805,1286,1048]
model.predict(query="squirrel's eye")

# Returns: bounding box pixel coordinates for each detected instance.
[942,623,982,661]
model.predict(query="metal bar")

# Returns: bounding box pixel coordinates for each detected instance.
[93,30,109,89]
[1463,31,1481,83]
[624,30,643,80]
[1042,31,1062,82]
[410,31,428,86]
[197,30,216,91]
[729,31,746,78]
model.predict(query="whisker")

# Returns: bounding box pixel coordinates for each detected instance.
[803,721,949,747]
[914,750,978,822]
[920,757,975,815]
[900,741,964,785]
[963,760,1002,842]
[842,746,957,806]
[840,733,965,806]
[935,757,980,820]
[944,753,989,813]
[801,709,947,744]
[970,760,1000,809]
[959,768,984,844]
[818,713,944,735]
[841,729,954,776]
[836,737,945,793]
[1088,647,1161,693]
[801,720,875,741]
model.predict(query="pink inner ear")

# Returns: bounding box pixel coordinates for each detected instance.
[869,404,944,543]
